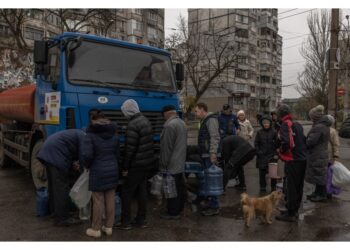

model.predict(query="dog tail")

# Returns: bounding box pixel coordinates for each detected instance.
[240,193,250,206]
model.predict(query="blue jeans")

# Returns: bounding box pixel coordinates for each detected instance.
[201,158,220,209]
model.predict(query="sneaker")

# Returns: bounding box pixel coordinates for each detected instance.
[131,219,148,228]
[101,225,113,236]
[160,213,181,220]
[201,208,220,216]
[234,184,247,191]
[310,195,327,202]
[86,228,102,238]
[116,223,132,230]
[275,213,297,222]
[55,217,82,227]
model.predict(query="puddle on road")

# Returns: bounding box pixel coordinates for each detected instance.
[219,203,243,220]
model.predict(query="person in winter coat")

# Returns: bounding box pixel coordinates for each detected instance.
[275,104,307,222]
[305,105,331,202]
[218,104,240,139]
[221,135,256,189]
[118,99,155,230]
[194,102,221,216]
[37,129,84,227]
[159,105,187,220]
[326,115,340,163]
[237,110,254,141]
[254,115,278,193]
[81,110,119,238]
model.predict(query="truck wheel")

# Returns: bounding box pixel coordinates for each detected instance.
[30,140,48,189]
[0,131,11,169]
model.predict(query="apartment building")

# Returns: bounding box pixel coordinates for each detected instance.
[187,9,282,114]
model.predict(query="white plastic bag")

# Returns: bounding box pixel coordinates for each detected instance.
[332,161,350,187]
[69,169,92,208]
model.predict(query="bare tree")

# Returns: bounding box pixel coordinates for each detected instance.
[296,10,330,110]
[89,9,118,37]
[166,15,239,113]
[0,9,29,50]
[47,9,98,33]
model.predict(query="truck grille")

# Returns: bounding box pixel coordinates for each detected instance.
[101,110,164,137]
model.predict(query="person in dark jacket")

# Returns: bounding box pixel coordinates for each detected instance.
[194,102,221,216]
[218,104,240,139]
[222,135,256,189]
[81,110,119,238]
[37,129,84,227]
[255,115,278,193]
[118,99,155,230]
[305,105,331,202]
[275,104,307,222]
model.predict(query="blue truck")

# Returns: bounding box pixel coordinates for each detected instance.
[0,32,184,186]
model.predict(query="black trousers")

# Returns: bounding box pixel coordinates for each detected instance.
[259,168,277,190]
[121,171,148,225]
[284,160,306,215]
[223,149,255,188]
[48,166,71,222]
[167,173,186,216]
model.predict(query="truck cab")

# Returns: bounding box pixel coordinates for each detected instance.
[0,32,184,185]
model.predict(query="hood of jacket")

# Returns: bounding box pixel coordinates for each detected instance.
[259,115,272,130]
[87,119,117,139]
[121,99,140,119]
[316,115,332,127]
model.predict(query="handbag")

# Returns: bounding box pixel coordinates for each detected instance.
[69,169,92,208]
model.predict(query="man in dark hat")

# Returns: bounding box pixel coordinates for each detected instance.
[159,105,187,219]
[218,104,240,140]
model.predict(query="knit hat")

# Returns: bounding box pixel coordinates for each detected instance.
[162,105,176,115]
[326,114,335,126]
[121,99,140,118]
[237,110,245,116]
[309,105,325,122]
[276,104,291,118]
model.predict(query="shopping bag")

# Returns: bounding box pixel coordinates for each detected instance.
[69,169,92,208]
[150,173,163,196]
[332,161,350,188]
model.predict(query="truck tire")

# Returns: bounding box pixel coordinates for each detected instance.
[0,131,11,169]
[30,140,48,189]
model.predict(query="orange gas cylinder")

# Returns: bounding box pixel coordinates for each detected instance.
[0,84,36,123]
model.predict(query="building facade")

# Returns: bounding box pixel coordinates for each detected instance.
[0,9,165,89]
[187,9,282,115]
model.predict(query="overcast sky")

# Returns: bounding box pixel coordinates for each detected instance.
[165,8,350,99]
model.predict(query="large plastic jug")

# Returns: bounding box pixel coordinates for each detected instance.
[268,162,279,179]
[198,164,223,196]
[36,187,49,217]
[150,173,163,196]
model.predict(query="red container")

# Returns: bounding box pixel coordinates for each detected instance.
[0,84,36,123]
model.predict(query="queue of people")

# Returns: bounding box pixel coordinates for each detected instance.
[36,99,343,237]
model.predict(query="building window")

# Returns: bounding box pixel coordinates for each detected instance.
[148,11,158,21]
[134,9,142,15]
[0,24,10,37]
[250,86,256,93]
[236,83,245,91]
[260,76,270,83]
[26,9,43,20]
[133,21,143,31]
[235,15,249,24]
[237,56,248,65]
[272,78,277,85]
[118,21,126,32]
[236,28,248,38]
[272,9,278,17]
[235,69,248,79]
[147,27,157,40]
[234,97,243,105]
[24,27,43,40]
[260,27,272,36]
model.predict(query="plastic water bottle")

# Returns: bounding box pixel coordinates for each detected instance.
[79,202,91,220]
[205,164,223,196]
[150,173,163,196]
[115,193,122,224]
[163,174,177,199]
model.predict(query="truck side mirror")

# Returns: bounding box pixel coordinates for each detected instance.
[34,41,48,64]
[176,63,184,82]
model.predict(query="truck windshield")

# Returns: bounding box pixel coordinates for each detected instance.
[67,40,176,92]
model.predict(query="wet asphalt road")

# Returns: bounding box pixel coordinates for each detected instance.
[1,124,350,241]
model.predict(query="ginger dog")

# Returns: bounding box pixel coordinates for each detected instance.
[241,191,283,227]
